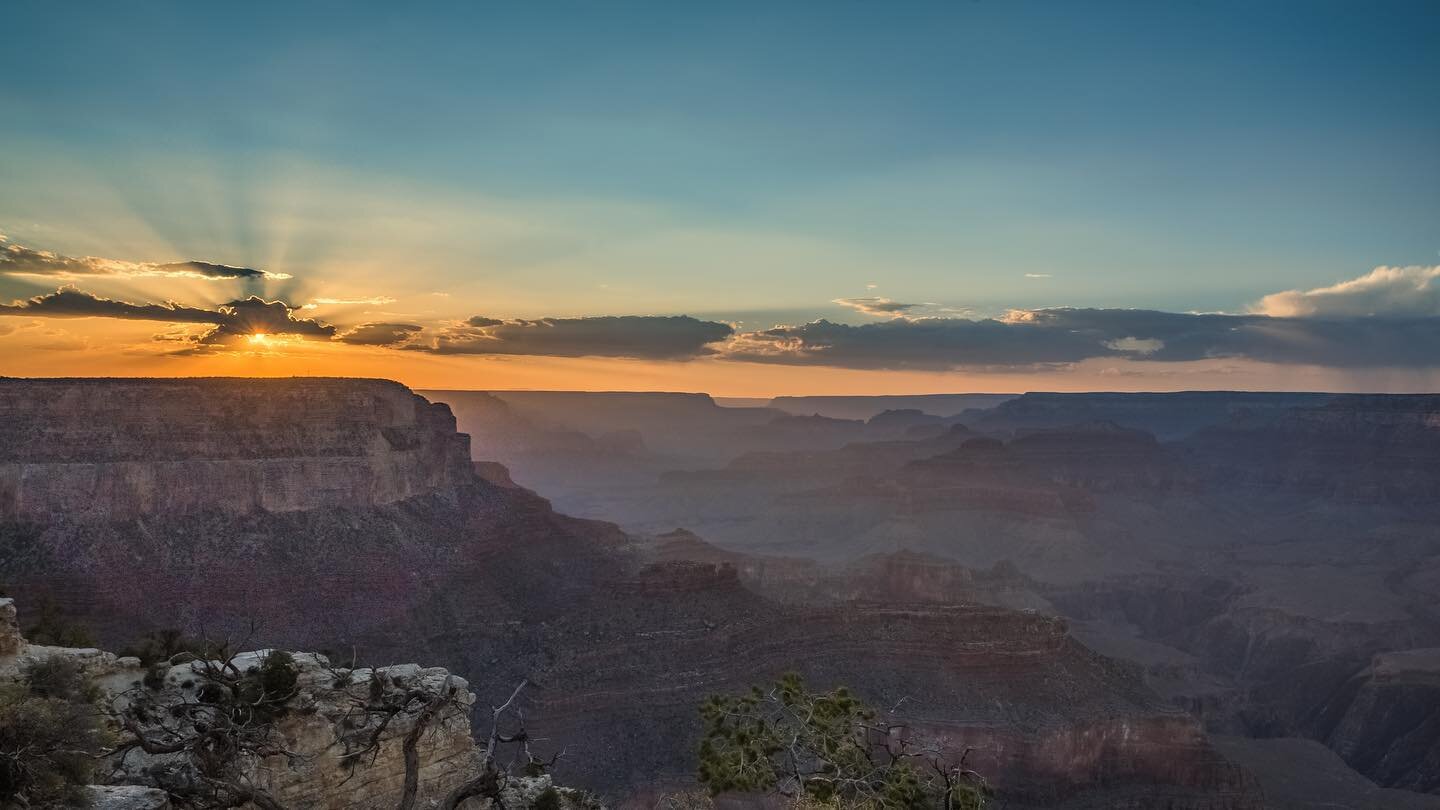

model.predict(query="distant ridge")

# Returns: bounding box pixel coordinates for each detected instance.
[769,393,1017,420]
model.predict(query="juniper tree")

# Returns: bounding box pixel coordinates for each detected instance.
[0,657,109,807]
[697,673,987,810]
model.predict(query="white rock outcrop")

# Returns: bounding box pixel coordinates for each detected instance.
[1,598,595,810]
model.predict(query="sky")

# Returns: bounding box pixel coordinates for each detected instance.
[1,0,1438,395]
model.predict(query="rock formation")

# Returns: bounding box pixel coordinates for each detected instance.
[1,597,594,810]
[106,652,479,809]
[0,378,472,521]
[530,566,1262,808]
[960,391,1335,440]
[1313,648,1440,793]
[1183,394,1440,504]
[767,393,1016,421]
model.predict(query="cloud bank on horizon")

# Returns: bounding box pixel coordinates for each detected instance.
[0,285,334,350]
[1,237,1438,375]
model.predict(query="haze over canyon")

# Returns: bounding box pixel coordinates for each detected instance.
[4,2,1440,807]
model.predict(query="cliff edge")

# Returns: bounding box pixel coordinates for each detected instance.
[0,377,473,520]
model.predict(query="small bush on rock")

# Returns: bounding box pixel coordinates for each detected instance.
[0,659,108,806]
[697,673,987,810]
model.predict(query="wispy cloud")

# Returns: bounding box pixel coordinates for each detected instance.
[0,235,288,281]
[832,297,925,317]
[301,296,397,309]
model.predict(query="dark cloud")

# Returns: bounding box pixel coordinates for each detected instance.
[723,308,1440,370]
[207,297,335,343]
[0,286,223,324]
[338,322,424,346]
[833,297,924,317]
[0,236,283,280]
[0,287,335,346]
[419,315,734,360]
[151,261,271,280]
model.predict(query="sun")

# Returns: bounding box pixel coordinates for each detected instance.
[248,333,269,345]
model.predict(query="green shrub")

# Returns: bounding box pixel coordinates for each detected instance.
[697,674,986,809]
[533,786,563,810]
[119,628,207,666]
[22,656,99,703]
[0,660,108,806]
[23,599,94,648]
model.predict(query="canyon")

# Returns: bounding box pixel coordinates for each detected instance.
[0,377,1283,808]
[430,388,1440,804]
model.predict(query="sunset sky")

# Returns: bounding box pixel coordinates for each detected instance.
[2,1,1438,395]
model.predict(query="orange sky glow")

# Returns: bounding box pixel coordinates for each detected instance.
[6,318,1440,398]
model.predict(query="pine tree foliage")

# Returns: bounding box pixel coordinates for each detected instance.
[697,674,987,810]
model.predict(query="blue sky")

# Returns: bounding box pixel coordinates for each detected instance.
[1,1,1438,392]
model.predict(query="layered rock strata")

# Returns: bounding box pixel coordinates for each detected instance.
[0,378,472,521]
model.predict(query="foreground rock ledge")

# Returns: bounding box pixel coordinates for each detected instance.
[0,597,593,810]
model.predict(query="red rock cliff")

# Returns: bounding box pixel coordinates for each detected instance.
[0,378,473,520]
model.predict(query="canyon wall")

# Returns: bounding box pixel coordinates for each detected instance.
[1314,648,1440,793]
[1183,394,1440,503]
[0,378,472,521]
[532,563,1261,808]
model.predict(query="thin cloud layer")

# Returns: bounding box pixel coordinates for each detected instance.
[1253,265,1440,318]
[303,296,398,309]
[2,263,1438,370]
[833,297,923,317]
[339,322,424,346]
[723,307,1440,370]
[419,315,734,360]
[0,287,334,346]
[0,236,286,280]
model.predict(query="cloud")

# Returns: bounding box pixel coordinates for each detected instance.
[0,286,224,324]
[1253,265,1440,318]
[0,289,729,359]
[207,297,335,343]
[0,235,287,280]
[0,287,335,346]
[417,315,734,360]
[722,307,1440,370]
[833,297,924,317]
[1024,273,1053,279]
[302,296,397,309]
[1103,336,1164,355]
[338,322,424,346]
[725,316,1102,369]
